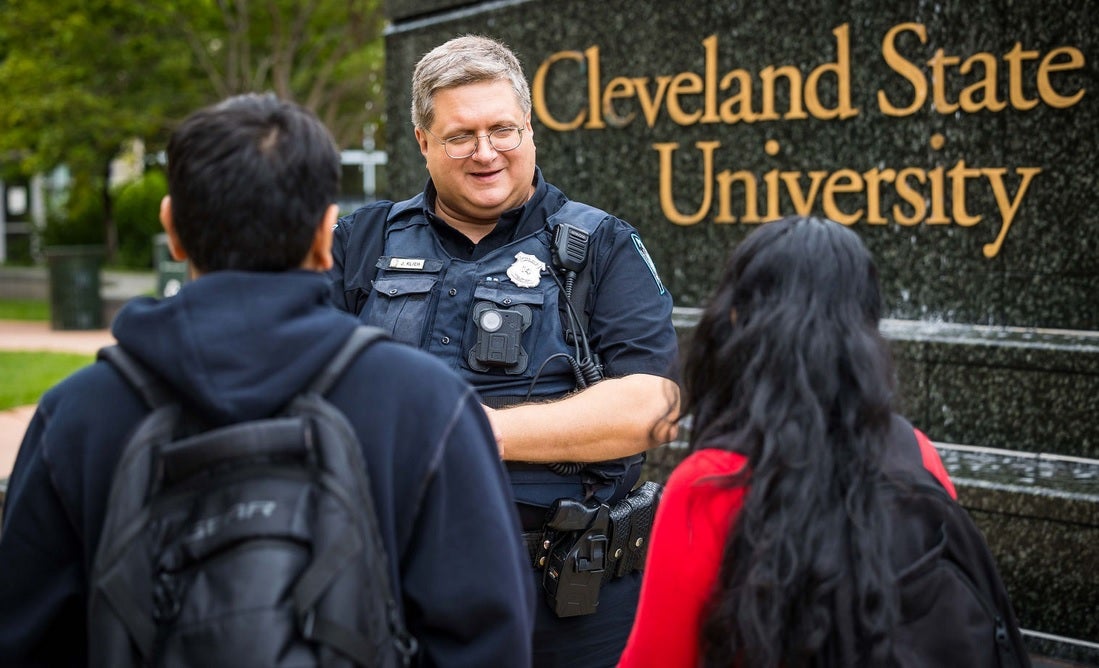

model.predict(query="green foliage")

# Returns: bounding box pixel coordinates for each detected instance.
[114,170,167,269]
[0,351,94,410]
[0,3,197,177]
[42,180,105,247]
[0,0,386,264]
[2,235,35,266]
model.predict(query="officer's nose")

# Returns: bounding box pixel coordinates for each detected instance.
[470,135,499,161]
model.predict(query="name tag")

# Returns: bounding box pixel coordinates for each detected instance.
[389,257,426,270]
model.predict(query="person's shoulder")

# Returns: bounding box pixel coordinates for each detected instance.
[336,200,395,231]
[32,356,148,474]
[667,448,747,489]
[38,356,141,417]
[348,337,473,402]
[544,193,640,255]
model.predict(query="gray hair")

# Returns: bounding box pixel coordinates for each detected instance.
[410,35,532,130]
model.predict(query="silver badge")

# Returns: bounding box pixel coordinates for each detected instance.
[506,252,546,288]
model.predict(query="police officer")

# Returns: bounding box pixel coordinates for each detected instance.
[328,35,680,667]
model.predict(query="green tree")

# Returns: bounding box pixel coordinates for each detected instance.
[0,1,205,259]
[168,0,386,148]
[0,0,385,262]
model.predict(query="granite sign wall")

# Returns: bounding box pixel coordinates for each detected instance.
[383,1,1097,662]
[384,0,1096,330]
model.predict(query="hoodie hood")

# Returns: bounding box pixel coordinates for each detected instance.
[111,271,359,424]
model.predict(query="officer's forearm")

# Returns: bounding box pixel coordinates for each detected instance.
[486,374,680,463]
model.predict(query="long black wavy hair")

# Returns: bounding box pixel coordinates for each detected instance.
[682,216,899,667]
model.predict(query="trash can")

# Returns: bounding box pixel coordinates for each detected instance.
[154,233,189,298]
[45,245,104,330]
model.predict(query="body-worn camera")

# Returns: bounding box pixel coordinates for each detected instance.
[468,301,531,373]
[541,497,610,618]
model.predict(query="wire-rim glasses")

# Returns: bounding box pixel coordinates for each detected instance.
[423,126,525,159]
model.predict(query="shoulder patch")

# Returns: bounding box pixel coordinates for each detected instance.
[631,233,665,295]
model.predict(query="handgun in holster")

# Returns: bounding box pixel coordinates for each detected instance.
[540,497,610,618]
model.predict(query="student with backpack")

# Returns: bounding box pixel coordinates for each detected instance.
[618,216,1029,668]
[0,93,535,667]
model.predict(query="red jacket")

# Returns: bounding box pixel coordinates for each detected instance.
[618,428,955,668]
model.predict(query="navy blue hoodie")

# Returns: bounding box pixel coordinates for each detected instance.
[0,270,535,667]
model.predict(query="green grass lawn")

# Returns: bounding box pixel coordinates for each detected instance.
[0,351,94,410]
[0,298,108,409]
[0,299,49,321]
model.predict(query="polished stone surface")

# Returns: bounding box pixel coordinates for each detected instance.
[883,319,1099,459]
[384,0,1097,330]
[386,1,1099,659]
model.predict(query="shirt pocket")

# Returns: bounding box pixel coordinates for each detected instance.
[369,275,438,346]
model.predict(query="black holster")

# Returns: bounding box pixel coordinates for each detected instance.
[530,481,662,618]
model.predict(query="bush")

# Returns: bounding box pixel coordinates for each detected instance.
[113,170,167,269]
[42,181,105,248]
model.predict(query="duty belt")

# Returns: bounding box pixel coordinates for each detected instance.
[522,480,661,584]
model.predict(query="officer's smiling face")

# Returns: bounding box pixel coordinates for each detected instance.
[416,79,536,235]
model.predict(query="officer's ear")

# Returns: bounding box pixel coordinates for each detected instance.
[159,195,188,262]
[303,204,337,272]
[415,126,431,159]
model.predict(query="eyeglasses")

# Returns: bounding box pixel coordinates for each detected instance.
[423,126,525,159]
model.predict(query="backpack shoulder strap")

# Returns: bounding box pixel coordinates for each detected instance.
[307,326,390,396]
[880,413,936,482]
[97,345,174,409]
[291,325,416,664]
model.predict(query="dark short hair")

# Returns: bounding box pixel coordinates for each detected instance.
[165,93,341,272]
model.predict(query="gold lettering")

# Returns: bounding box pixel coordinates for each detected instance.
[585,45,605,129]
[655,141,720,225]
[821,169,864,225]
[602,77,637,127]
[878,23,928,117]
[532,49,587,131]
[927,166,950,224]
[719,70,757,123]
[958,52,1007,113]
[779,171,828,214]
[805,24,859,120]
[1038,47,1086,108]
[1004,43,1040,110]
[760,65,807,121]
[633,76,674,127]
[647,138,1039,259]
[928,49,962,113]
[948,160,983,227]
[764,168,782,220]
[894,168,928,225]
[667,72,705,125]
[701,35,721,123]
[863,167,896,224]
[715,170,761,223]
[983,167,1042,258]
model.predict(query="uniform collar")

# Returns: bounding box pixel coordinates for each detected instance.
[421,168,550,259]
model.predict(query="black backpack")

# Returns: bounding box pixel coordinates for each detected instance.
[866,415,1031,667]
[88,326,418,667]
